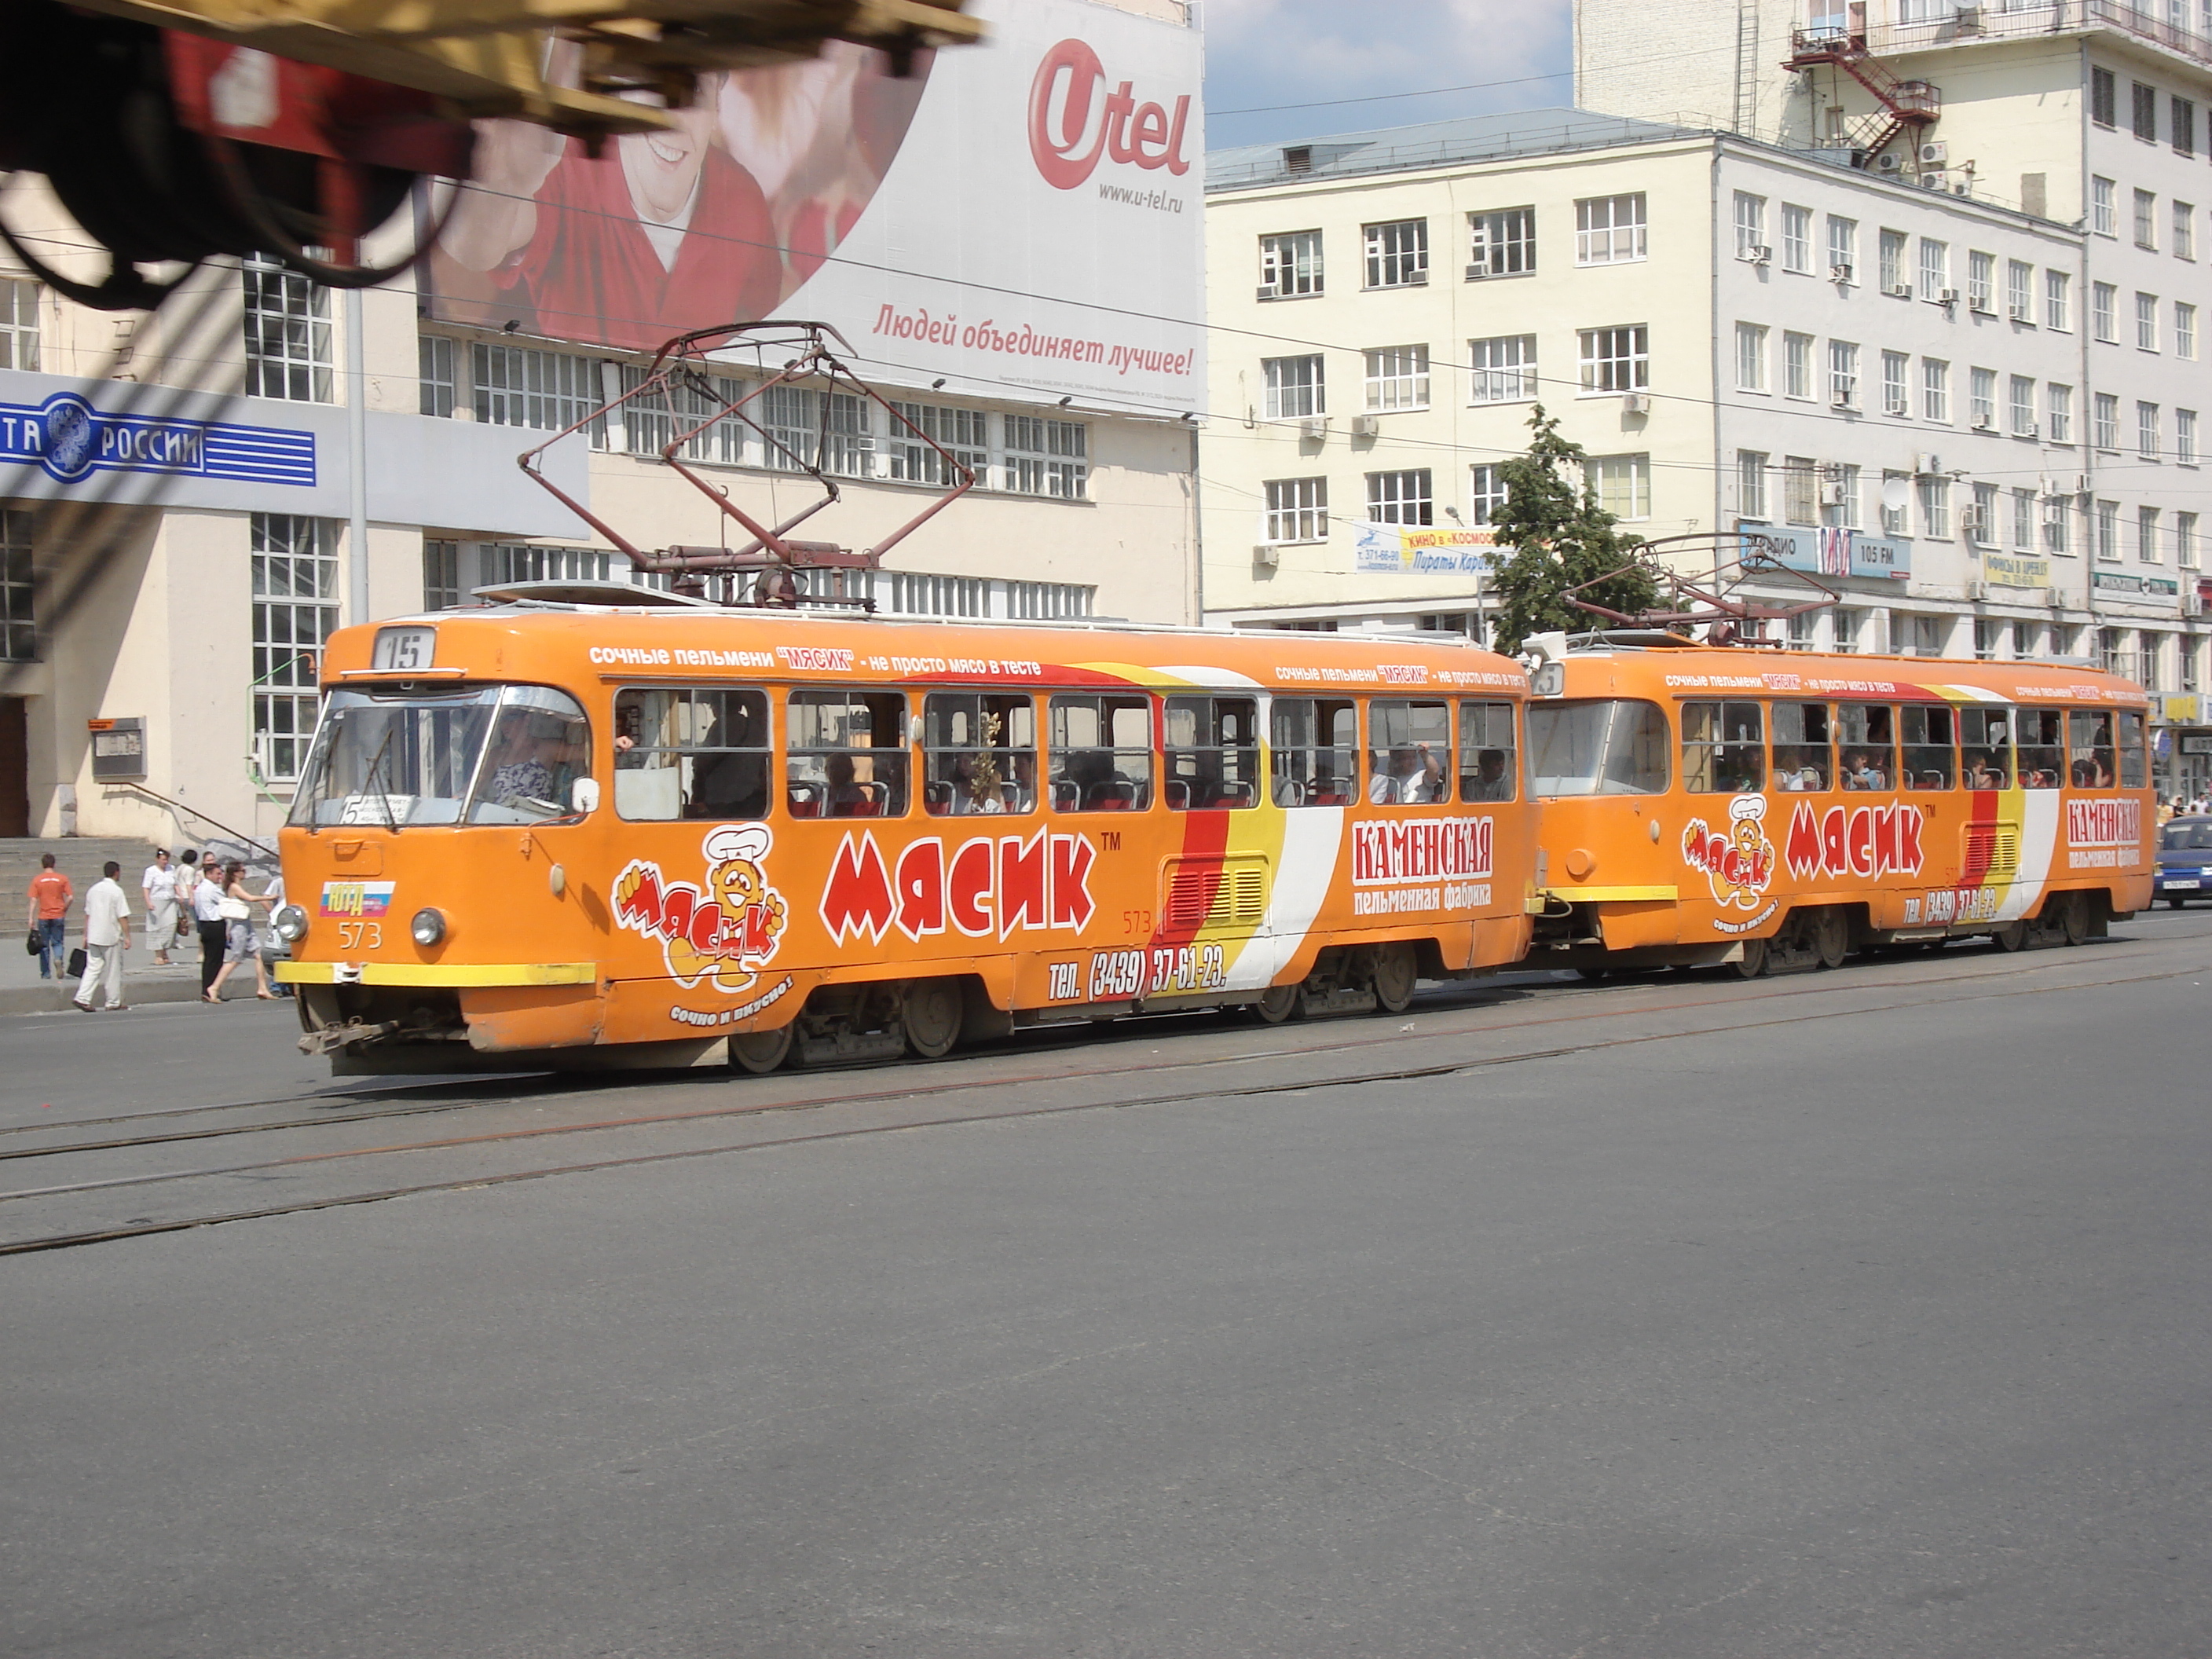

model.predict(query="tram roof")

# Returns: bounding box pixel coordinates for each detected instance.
[1554,640,2151,705]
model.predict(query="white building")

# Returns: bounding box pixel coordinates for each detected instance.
[0,0,1204,844]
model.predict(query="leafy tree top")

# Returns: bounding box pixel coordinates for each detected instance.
[1484,405,1659,655]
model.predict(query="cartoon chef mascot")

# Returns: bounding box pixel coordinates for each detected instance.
[665,824,789,994]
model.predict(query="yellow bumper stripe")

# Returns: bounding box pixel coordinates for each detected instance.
[1541,885,1680,903]
[277,961,599,987]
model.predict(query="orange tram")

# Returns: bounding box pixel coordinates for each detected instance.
[1522,635,2155,976]
[273,595,1537,1073]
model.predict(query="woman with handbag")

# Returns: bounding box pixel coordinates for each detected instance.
[204,863,279,1003]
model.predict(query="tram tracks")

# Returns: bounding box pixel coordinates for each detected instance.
[1,937,2199,1257]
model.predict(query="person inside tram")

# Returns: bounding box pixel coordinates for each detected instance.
[1466,749,1512,801]
[1774,756,1821,792]
[1965,752,2001,789]
[950,751,1005,815]
[484,713,558,808]
[1369,744,1444,804]
[1844,750,1885,790]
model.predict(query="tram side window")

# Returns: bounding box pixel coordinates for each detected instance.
[612,688,769,821]
[1049,694,1153,811]
[921,693,1035,815]
[470,687,594,824]
[2016,708,2064,789]
[1270,698,1359,806]
[2117,709,2148,788]
[1900,705,1955,789]
[1681,701,1763,794]
[2069,708,2117,788]
[787,690,909,818]
[1959,706,2012,789]
[1837,702,1895,790]
[1771,701,1832,793]
[1458,701,1517,802]
[1368,700,1452,804]
[1525,700,1670,796]
[1164,696,1261,810]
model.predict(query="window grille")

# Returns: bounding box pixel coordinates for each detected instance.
[1262,354,1324,419]
[1467,207,1535,278]
[888,401,989,487]
[1575,194,1646,264]
[1577,324,1648,394]
[1365,469,1433,526]
[422,539,461,610]
[0,279,39,372]
[1264,477,1328,543]
[1363,346,1430,411]
[1469,335,1536,402]
[472,343,603,436]
[1363,218,1428,287]
[243,255,332,403]
[251,514,338,782]
[0,508,31,661]
[1259,230,1324,297]
[1005,416,1087,499]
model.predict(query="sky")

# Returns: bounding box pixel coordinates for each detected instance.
[1200,0,1576,152]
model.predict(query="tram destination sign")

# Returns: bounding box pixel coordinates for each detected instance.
[0,390,315,488]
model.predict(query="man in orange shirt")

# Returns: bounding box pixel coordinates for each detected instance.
[26,852,71,980]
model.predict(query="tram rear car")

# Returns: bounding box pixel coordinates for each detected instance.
[275,602,1538,1071]
[1526,642,2155,975]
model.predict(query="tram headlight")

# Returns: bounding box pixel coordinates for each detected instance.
[272,904,308,943]
[410,907,448,947]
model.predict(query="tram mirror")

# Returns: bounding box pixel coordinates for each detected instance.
[572,778,601,815]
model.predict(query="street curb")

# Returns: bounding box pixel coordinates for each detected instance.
[0,980,291,1016]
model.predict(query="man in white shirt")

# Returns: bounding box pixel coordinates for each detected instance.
[141,848,178,966]
[74,861,131,1013]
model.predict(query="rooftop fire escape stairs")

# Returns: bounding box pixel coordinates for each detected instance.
[1785,25,1940,170]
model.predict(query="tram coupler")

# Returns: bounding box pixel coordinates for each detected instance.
[298,1018,401,1057]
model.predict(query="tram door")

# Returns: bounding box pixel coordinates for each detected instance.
[0,698,27,837]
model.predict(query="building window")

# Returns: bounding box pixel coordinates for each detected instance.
[1264,477,1328,543]
[1921,358,1949,423]
[1827,214,1857,277]
[418,335,456,418]
[1577,324,1649,394]
[1830,339,1860,408]
[2180,407,2198,465]
[2092,177,2117,237]
[251,514,337,783]
[2004,259,2031,319]
[2137,291,2160,350]
[1970,366,1996,429]
[2133,79,2159,141]
[1782,203,1812,272]
[2177,95,2197,155]
[1364,218,1429,287]
[0,279,40,371]
[2045,493,2072,555]
[1881,350,1909,416]
[888,401,989,488]
[1785,331,1814,399]
[1259,229,1323,298]
[1470,463,1510,525]
[1738,450,1769,519]
[1879,228,1908,293]
[1574,193,1646,264]
[0,509,31,661]
[883,573,987,617]
[1364,345,1430,411]
[2049,383,2073,443]
[2045,269,2071,331]
[2097,500,2120,561]
[2093,282,2117,342]
[2095,392,2120,450]
[2177,302,2198,360]
[2139,401,2163,461]
[1588,454,1650,520]
[624,364,745,465]
[1262,354,1325,419]
[1828,463,1862,530]
[422,539,461,610]
[2177,200,2196,259]
[242,255,332,403]
[1367,469,1433,526]
[2011,487,2036,550]
[1467,207,1535,279]
[1004,415,1086,499]
[2091,66,2115,127]
[760,383,872,478]
[1972,481,1998,546]
[1975,618,2001,661]
[472,342,602,433]
[1918,238,1949,298]
[1918,477,1951,540]
[2134,188,2159,249]
[2180,511,2200,568]
[1734,191,1767,258]
[2140,505,2163,562]
[1006,581,1093,621]
[483,542,611,585]
[1782,456,1818,526]
[1734,322,1768,391]
[1967,250,1994,311]
[1469,335,1536,402]
[2009,374,2036,436]
[1881,471,1908,537]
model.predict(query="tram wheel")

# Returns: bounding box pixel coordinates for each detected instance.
[1812,907,1850,970]
[1732,936,1770,979]
[1254,983,1304,1024]
[730,1024,794,1075]
[902,977,965,1059]
[2060,893,2090,946]
[1372,943,1418,1014]
[1993,920,2030,953]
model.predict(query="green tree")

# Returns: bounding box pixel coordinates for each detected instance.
[1483,405,1658,654]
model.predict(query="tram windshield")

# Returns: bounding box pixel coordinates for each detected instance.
[1526,699,1671,796]
[288,685,593,827]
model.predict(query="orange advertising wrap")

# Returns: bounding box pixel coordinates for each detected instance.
[1526,642,2155,974]
[276,604,1533,1072]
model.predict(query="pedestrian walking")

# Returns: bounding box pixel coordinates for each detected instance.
[25,853,71,980]
[171,851,200,954]
[192,857,228,998]
[141,848,178,966]
[72,862,130,1013]
[206,862,278,1002]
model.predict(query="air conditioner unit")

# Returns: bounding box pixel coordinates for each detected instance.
[1961,508,1987,536]
[1830,262,1855,283]
[2020,421,2041,438]
[1299,417,1328,440]
[1950,178,1972,196]
[1970,296,1994,315]
[1833,392,1859,410]
[1877,152,1905,173]
[2009,302,2031,320]
[1917,452,1944,474]
[1968,579,1989,601]
[1745,244,1772,265]
[1621,392,1651,415]
[1888,283,1914,299]
[1954,5,1983,31]
[1463,263,1489,281]
[1349,414,1379,438]
[1253,543,1281,569]
[1255,284,1279,302]
[1886,397,1911,416]
[1820,482,1849,504]
[1921,141,1950,166]
[2070,472,2092,493]
[1402,269,1430,287]
[1972,416,1995,430]
[1939,287,1961,305]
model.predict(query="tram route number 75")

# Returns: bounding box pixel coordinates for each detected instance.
[1087,943,1227,1001]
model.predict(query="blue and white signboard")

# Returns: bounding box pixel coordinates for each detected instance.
[1739,524,1911,580]
[0,390,314,488]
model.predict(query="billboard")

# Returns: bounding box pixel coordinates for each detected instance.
[1351,522,1495,576]
[421,0,1203,412]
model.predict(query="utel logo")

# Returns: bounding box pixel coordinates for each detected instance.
[820,830,1097,945]
[1784,800,1927,881]
[2067,797,2141,848]
[1027,37,1192,190]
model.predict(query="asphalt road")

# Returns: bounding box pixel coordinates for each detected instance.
[4,913,2210,1657]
